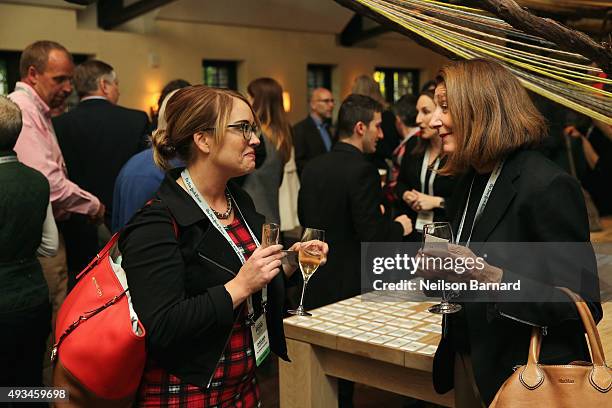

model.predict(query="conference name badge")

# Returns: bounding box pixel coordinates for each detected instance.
[252,314,271,366]
[416,210,434,232]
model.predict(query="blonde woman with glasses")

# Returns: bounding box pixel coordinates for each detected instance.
[120,85,327,407]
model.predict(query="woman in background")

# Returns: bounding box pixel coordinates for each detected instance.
[395,90,455,241]
[242,78,293,226]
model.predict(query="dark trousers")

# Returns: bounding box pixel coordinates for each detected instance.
[58,216,99,291]
[1,260,52,406]
[0,300,51,386]
[338,379,354,408]
[0,299,51,407]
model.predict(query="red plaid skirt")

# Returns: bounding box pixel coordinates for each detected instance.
[136,216,260,407]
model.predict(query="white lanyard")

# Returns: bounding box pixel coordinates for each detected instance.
[420,149,441,195]
[456,160,505,246]
[181,169,266,322]
[0,156,18,165]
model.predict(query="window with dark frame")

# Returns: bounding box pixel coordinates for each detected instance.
[373,67,420,104]
[202,60,238,90]
[0,51,21,96]
[0,59,7,95]
[307,64,333,93]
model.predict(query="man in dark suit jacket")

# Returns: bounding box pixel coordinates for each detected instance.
[298,94,412,310]
[298,94,413,408]
[53,59,149,284]
[293,87,335,176]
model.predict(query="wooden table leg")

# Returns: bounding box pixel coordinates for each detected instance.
[279,338,338,408]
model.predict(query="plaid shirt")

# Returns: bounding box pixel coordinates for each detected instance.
[137,215,260,407]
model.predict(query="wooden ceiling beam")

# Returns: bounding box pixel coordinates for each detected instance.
[339,14,392,46]
[97,0,175,30]
[334,0,456,58]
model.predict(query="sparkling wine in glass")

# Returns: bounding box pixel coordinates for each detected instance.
[422,222,462,314]
[288,228,325,316]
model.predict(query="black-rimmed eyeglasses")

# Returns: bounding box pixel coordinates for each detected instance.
[203,122,260,141]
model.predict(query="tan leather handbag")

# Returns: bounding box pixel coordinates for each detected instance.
[490,287,611,408]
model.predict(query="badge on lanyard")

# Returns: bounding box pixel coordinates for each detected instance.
[251,313,271,366]
[181,169,271,366]
[456,160,505,246]
[416,210,435,232]
[416,150,440,232]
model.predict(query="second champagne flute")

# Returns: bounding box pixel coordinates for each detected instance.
[288,228,325,316]
[261,223,280,248]
[422,222,462,314]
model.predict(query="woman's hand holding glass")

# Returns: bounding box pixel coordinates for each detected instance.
[417,244,503,284]
[224,244,284,309]
[288,228,327,316]
[282,240,329,279]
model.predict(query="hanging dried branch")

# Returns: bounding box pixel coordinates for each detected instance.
[334,0,457,59]
[467,0,612,73]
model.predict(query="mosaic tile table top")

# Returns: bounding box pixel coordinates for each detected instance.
[284,293,443,370]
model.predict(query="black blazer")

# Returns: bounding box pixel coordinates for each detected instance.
[395,139,456,239]
[433,149,603,404]
[54,98,150,219]
[298,142,404,309]
[293,116,329,177]
[119,168,289,387]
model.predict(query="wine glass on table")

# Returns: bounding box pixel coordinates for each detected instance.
[288,228,325,317]
[422,222,462,314]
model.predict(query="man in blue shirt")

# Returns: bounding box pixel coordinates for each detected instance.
[112,148,165,232]
[293,87,335,177]
[111,86,185,232]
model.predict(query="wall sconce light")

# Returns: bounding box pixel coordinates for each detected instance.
[283,91,291,113]
[147,91,161,118]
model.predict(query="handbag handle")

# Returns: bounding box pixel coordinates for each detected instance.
[521,286,611,392]
[556,287,606,366]
[50,291,127,363]
[75,232,121,281]
[75,201,179,282]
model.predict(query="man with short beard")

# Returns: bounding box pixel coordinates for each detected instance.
[9,41,104,322]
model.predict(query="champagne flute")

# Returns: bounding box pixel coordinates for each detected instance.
[261,223,280,248]
[422,222,462,314]
[288,228,325,316]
